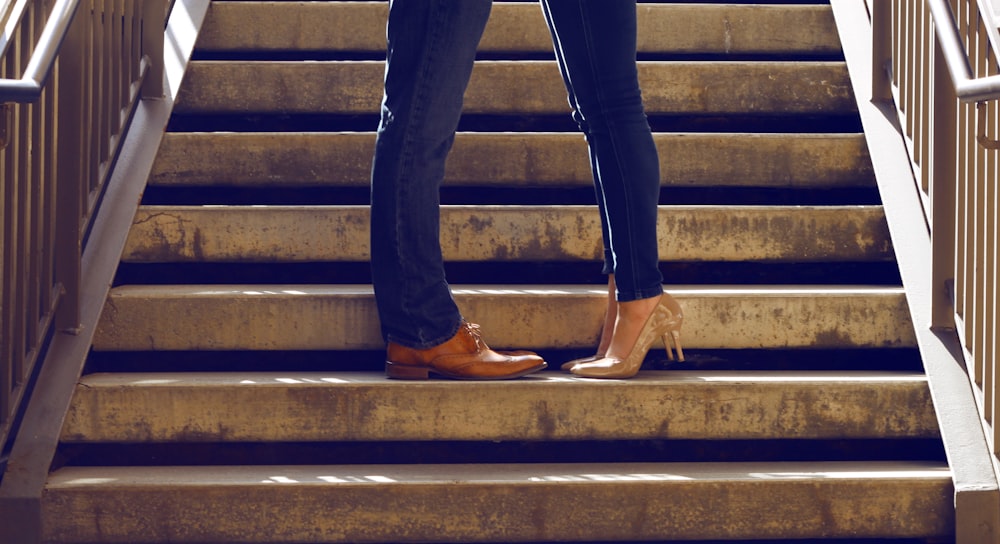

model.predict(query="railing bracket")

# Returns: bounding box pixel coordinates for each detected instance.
[976,102,1000,150]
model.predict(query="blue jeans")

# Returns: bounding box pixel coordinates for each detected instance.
[370,0,663,348]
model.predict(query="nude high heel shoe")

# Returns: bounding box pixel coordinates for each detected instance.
[570,293,684,379]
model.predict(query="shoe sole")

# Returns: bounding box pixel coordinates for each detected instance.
[385,361,547,380]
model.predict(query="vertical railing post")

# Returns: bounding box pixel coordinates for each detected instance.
[141,0,164,98]
[54,0,84,333]
[931,19,959,331]
[872,0,894,101]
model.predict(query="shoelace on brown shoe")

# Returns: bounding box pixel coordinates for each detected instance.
[463,322,485,351]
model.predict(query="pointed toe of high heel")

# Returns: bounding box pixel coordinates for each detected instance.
[559,355,601,371]
[569,356,631,378]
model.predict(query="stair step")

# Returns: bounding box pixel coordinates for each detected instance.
[149,132,874,189]
[173,60,855,116]
[61,370,937,443]
[122,204,892,263]
[196,2,842,56]
[92,285,916,351]
[42,461,953,542]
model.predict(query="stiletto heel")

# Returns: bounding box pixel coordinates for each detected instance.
[571,292,684,379]
[662,333,674,361]
[670,329,684,361]
[662,328,685,362]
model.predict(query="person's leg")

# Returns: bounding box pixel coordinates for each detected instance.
[370,0,547,380]
[540,0,662,304]
[542,1,682,376]
[370,0,492,348]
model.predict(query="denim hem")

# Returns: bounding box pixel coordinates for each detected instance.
[601,250,614,275]
[385,318,463,350]
[616,285,664,303]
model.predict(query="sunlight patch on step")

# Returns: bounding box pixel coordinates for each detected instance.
[747,469,950,479]
[695,373,926,383]
[453,288,604,296]
[61,478,119,485]
[186,288,312,296]
[238,377,351,384]
[262,475,399,484]
[530,474,693,482]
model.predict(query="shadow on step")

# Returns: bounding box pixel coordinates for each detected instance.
[56,436,945,469]
[112,261,902,288]
[84,348,924,374]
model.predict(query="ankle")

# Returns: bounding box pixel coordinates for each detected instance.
[616,295,659,320]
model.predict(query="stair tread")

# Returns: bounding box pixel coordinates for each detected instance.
[174,60,855,116]
[47,460,950,487]
[77,369,929,385]
[93,284,916,351]
[151,131,874,189]
[122,204,892,263]
[196,2,842,55]
[40,460,955,541]
[63,369,937,442]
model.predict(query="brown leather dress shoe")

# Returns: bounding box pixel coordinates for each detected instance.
[385,322,547,380]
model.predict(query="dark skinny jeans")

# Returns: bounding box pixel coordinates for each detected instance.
[370,0,663,348]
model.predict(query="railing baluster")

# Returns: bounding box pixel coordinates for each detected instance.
[111,0,121,136]
[141,0,163,98]
[125,0,134,96]
[872,0,892,101]
[54,1,83,333]
[919,0,932,195]
[975,14,989,416]
[82,1,94,217]
[931,22,959,332]
[41,52,55,327]
[12,12,27,385]
[984,43,997,434]
[27,1,43,358]
[98,0,114,184]
[0,52,9,435]
[912,0,923,172]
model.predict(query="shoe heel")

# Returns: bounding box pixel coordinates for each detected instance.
[662,333,675,361]
[659,293,685,363]
[385,361,431,380]
[669,329,684,362]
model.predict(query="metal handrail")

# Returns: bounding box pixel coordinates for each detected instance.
[929,0,1000,101]
[1,1,168,539]
[0,0,79,102]
[839,1,1000,541]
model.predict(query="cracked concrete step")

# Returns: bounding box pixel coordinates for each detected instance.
[122,204,892,263]
[174,60,855,116]
[61,370,938,443]
[92,285,916,351]
[196,2,842,56]
[42,461,953,542]
[150,132,874,189]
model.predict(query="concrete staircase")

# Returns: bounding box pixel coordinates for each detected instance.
[40,2,954,542]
